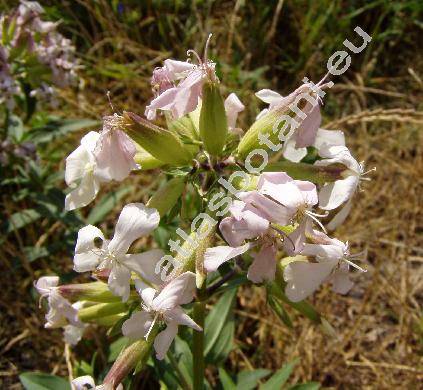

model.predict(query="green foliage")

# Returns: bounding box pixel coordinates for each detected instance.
[20,372,71,390]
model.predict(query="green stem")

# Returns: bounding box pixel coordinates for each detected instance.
[192,293,206,390]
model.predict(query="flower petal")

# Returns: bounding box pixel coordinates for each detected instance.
[283,220,308,256]
[326,198,353,231]
[301,242,344,261]
[135,280,157,308]
[284,260,335,302]
[247,244,277,283]
[73,225,104,272]
[318,176,358,210]
[154,322,178,360]
[108,203,160,255]
[314,128,345,151]
[255,89,283,105]
[295,101,321,148]
[225,93,245,129]
[152,272,196,311]
[94,129,137,182]
[72,375,96,390]
[63,324,84,345]
[282,136,307,162]
[65,173,100,211]
[108,263,131,302]
[122,311,153,339]
[64,144,92,186]
[165,307,202,331]
[123,249,165,285]
[204,243,251,273]
[330,263,354,294]
[35,276,59,295]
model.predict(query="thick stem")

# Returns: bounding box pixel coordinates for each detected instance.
[192,287,206,390]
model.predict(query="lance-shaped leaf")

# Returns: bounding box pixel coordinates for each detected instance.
[199,82,228,156]
[123,111,193,166]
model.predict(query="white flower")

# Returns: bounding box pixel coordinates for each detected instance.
[73,203,163,302]
[72,375,122,390]
[284,232,365,302]
[65,131,102,211]
[122,272,201,360]
[315,143,375,230]
[35,276,82,329]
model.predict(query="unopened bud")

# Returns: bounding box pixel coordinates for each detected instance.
[134,146,164,170]
[147,176,186,217]
[123,111,193,166]
[237,107,291,158]
[103,324,159,387]
[264,161,344,184]
[78,302,127,323]
[59,282,121,303]
[199,82,228,156]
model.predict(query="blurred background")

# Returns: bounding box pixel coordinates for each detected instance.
[0,0,422,388]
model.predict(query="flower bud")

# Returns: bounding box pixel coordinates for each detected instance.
[123,111,193,166]
[134,146,164,170]
[237,107,288,158]
[264,161,345,184]
[166,113,199,141]
[199,82,228,156]
[78,302,128,323]
[59,282,122,303]
[103,324,159,387]
[147,176,186,216]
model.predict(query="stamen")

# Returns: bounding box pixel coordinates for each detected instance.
[186,49,203,66]
[145,312,159,340]
[106,90,114,112]
[307,210,329,218]
[203,33,213,62]
[343,257,367,272]
[305,210,327,234]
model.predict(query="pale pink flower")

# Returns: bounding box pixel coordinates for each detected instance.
[94,114,138,181]
[204,172,326,283]
[145,38,217,120]
[72,375,122,390]
[122,272,201,360]
[284,231,365,302]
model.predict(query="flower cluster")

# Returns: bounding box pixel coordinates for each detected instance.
[0,1,79,109]
[34,37,373,388]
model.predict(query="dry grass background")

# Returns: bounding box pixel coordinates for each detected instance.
[0,0,422,388]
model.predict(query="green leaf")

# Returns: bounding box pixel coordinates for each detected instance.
[268,294,293,329]
[87,187,132,225]
[29,118,100,144]
[206,319,235,364]
[219,367,236,390]
[20,372,71,390]
[236,369,271,390]
[260,359,299,390]
[204,288,237,360]
[3,209,42,235]
[288,382,320,390]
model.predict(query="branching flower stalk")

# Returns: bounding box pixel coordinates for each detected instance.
[25,18,375,389]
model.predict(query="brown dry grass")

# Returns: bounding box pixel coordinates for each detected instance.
[1,1,422,389]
